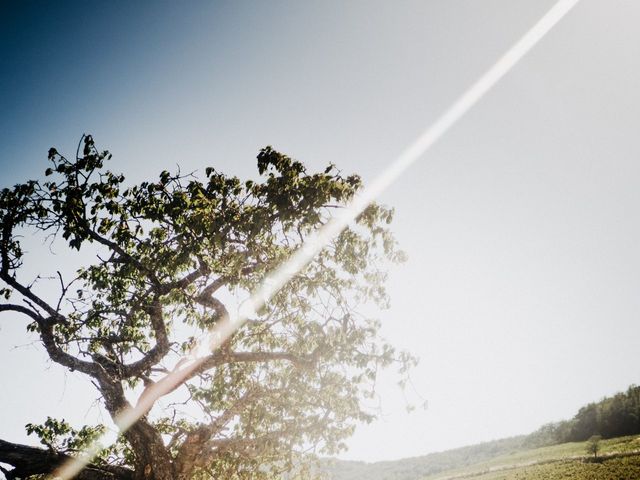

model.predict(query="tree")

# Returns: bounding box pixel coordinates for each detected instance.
[570,403,599,441]
[0,136,411,480]
[586,434,602,460]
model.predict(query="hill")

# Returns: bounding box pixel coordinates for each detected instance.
[323,436,531,480]
[324,384,640,480]
[324,435,640,480]
[424,435,640,480]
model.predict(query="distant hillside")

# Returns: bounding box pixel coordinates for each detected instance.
[323,436,530,480]
[422,435,640,480]
[324,436,640,480]
[324,384,640,480]
[522,384,640,446]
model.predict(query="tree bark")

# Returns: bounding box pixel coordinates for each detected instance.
[95,376,175,480]
[0,439,134,480]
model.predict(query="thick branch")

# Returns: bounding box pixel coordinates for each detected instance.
[154,351,317,401]
[0,438,133,480]
[0,300,102,379]
[1,219,62,319]
[194,291,230,319]
[174,389,257,478]
[121,299,170,377]
[85,229,160,285]
[198,276,227,297]
[38,320,103,377]
[0,271,62,319]
[156,262,210,296]
[0,303,42,321]
[93,374,175,480]
[129,345,320,439]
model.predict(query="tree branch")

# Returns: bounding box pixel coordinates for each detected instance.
[174,389,258,478]
[38,320,103,377]
[121,298,170,377]
[156,262,210,296]
[0,302,102,379]
[0,271,62,319]
[0,438,134,480]
[84,228,160,286]
[0,303,42,322]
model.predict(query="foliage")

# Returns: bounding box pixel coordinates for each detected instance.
[525,385,640,446]
[25,417,104,454]
[0,136,411,480]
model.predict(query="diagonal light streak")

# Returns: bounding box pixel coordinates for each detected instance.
[53,1,580,478]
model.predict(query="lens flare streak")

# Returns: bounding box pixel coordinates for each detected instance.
[52,0,580,477]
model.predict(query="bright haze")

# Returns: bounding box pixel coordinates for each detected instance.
[1,0,640,463]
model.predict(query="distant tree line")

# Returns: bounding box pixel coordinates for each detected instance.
[327,384,640,480]
[526,385,640,447]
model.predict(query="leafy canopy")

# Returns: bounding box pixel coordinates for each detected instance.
[0,136,412,480]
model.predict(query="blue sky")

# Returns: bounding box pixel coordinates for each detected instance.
[1,1,223,177]
[2,0,640,463]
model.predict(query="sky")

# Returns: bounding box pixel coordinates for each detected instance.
[1,0,640,463]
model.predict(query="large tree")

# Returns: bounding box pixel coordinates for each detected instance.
[0,136,410,480]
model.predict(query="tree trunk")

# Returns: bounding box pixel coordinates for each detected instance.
[97,376,175,480]
[125,422,175,480]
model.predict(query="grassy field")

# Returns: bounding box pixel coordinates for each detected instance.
[425,435,640,480]
[326,435,640,480]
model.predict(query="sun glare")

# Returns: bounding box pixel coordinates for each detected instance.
[51,1,579,478]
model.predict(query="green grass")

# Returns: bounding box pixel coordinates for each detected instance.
[424,436,640,480]
[448,456,640,480]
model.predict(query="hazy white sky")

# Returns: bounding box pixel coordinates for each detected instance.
[1,0,640,462]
